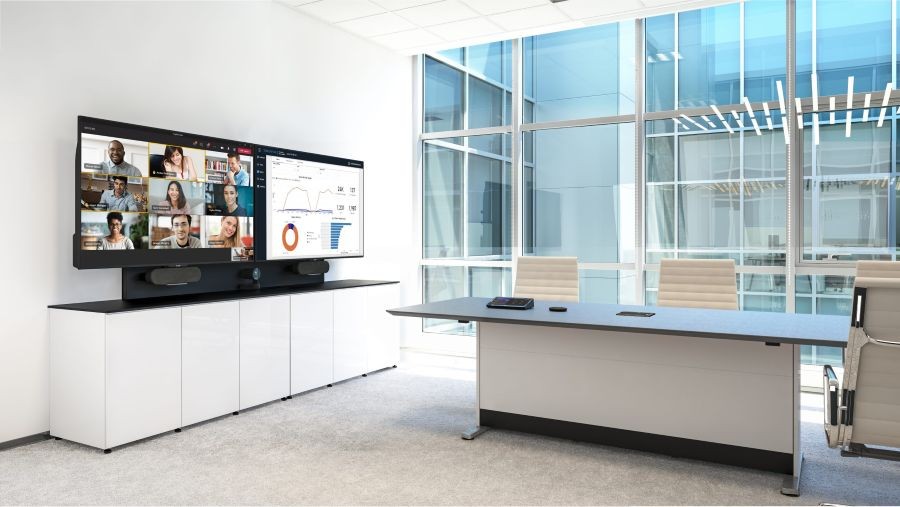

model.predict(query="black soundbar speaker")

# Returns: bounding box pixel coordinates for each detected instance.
[145,266,202,286]
[291,260,330,275]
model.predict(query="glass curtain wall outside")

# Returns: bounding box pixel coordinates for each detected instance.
[422,23,638,336]
[421,0,900,362]
[522,23,637,307]
[422,133,512,334]
[644,3,788,314]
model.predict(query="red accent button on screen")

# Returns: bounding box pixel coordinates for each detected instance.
[237,147,252,155]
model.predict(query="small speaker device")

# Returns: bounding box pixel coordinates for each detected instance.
[145,266,202,286]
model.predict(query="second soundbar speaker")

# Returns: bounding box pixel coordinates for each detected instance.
[145,266,202,286]
[291,260,330,275]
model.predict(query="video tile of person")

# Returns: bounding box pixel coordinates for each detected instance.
[205,183,253,216]
[81,174,147,212]
[150,214,202,249]
[81,211,148,250]
[206,151,252,186]
[148,143,206,182]
[81,134,149,177]
[148,179,206,215]
[204,216,254,261]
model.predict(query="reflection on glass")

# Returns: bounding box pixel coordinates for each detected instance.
[437,48,464,66]
[423,144,462,258]
[744,0,786,103]
[524,124,635,262]
[679,132,739,181]
[467,156,511,258]
[678,183,740,249]
[743,274,785,294]
[581,270,637,305]
[524,23,634,122]
[423,266,467,334]
[743,294,786,312]
[796,274,852,366]
[744,182,785,250]
[647,185,675,250]
[744,128,786,179]
[467,41,511,86]
[469,76,504,129]
[678,4,740,108]
[645,14,675,112]
[804,178,889,257]
[797,0,891,97]
[646,136,674,182]
[470,267,511,297]
[805,122,890,177]
[469,134,507,157]
[424,57,464,133]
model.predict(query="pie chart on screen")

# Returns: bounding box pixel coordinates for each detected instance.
[282,223,299,251]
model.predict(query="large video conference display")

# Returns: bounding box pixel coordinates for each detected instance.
[76,117,260,269]
[74,117,363,269]
[259,146,364,260]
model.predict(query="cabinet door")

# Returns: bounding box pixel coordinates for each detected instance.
[366,284,400,372]
[182,301,240,426]
[333,288,367,382]
[290,292,334,394]
[106,308,182,449]
[239,296,290,410]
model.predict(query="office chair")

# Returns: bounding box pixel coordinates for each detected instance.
[513,256,579,302]
[823,261,900,461]
[657,258,738,310]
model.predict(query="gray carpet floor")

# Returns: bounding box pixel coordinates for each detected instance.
[1,364,899,505]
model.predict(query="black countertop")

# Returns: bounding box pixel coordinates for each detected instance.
[388,297,849,347]
[50,279,398,314]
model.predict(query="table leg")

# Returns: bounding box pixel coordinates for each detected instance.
[462,323,489,440]
[781,344,803,496]
[781,453,803,496]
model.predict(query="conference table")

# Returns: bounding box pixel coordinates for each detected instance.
[387,297,849,496]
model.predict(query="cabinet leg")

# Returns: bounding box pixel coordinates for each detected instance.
[362,373,368,377]
[54,437,61,440]
[103,449,111,454]
[281,397,286,401]
[174,428,181,433]
[393,365,397,368]
[233,411,239,416]
[327,384,332,387]
[287,395,293,399]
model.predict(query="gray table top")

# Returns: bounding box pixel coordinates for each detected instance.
[388,297,850,347]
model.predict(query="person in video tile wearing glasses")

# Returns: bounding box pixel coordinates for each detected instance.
[96,212,134,250]
[98,140,142,177]
[154,214,201,249]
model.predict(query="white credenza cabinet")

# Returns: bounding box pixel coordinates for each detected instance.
[240,296,291,410]
[290,291,334,394]
[49,281,399,452]
[182,301,239,426]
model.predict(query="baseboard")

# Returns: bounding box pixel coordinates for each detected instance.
[0,432,50,452]
[480,409,793,475]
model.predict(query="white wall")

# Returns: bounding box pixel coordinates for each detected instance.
[0,1,416,443]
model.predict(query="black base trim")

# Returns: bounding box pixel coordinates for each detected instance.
[0,431,50,452]
[480,410,792,474]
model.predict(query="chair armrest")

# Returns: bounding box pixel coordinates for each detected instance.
[823,365,840,426]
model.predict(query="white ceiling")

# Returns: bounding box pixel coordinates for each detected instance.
[281,0,738,55]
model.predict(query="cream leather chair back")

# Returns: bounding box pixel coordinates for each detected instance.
[513,256,579,302]
[826,261,900,453]
[657,259,738,310]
